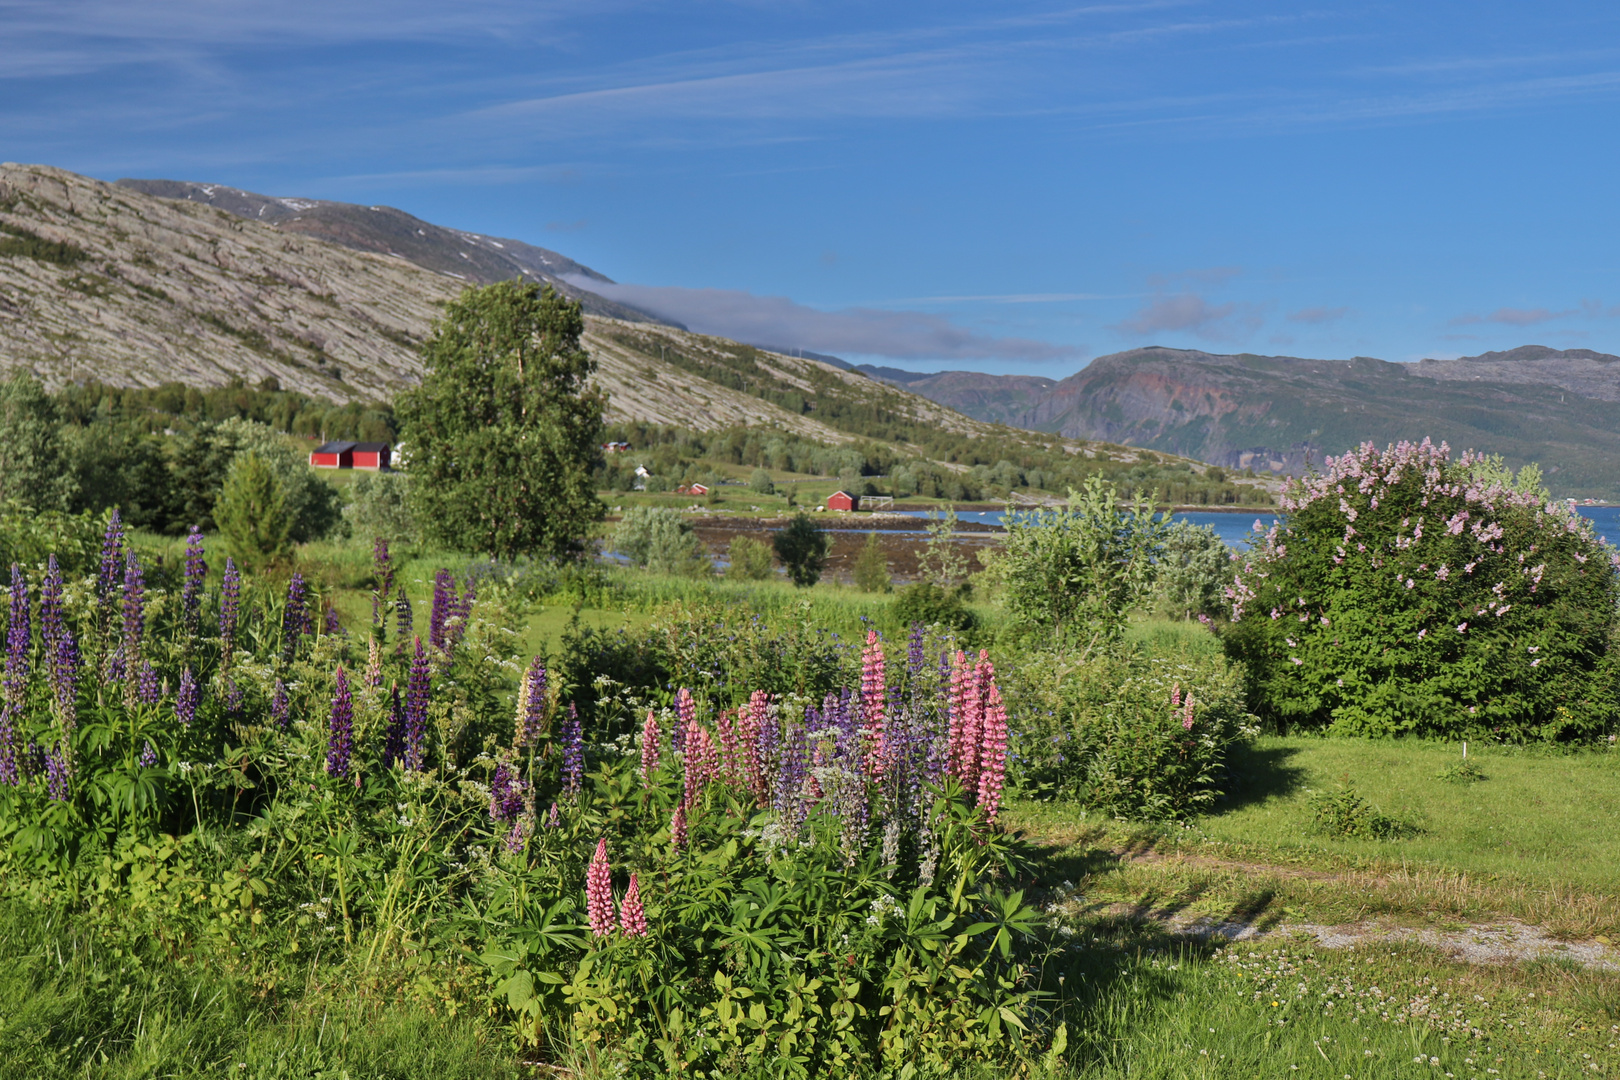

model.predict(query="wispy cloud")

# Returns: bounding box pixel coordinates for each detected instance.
[1450,306,1576,327]
[883,291,1134,304]
[569,279,1081,362]
[1287,305,1349,324]
[1111,292,1261,342]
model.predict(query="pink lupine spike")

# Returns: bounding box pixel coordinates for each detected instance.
[1171,682,1181,708]
[619,873,648,937]
[586,838,614,938]
[860,630,887,776]
[639,709,661,787]
[1183,698,1194,730]
[670,800,688,851]
[977,681,1008,824]
[948,650,972,781]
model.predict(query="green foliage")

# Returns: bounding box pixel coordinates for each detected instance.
[218,418,342,543]
[851,532,891,593]
[1223,439,1620,740]
[1435,759,1487,784]
[890,583,977,637]
[0,503,106,577]
[0,377,74,512]
[399,281,605,559]
[1149,519,1233,620]
[747,467,775,495]
[54,377,396,444]
[723,535,773,581]
[1307,782,1421,839]
[916,505,971,589]
[1007,643,1255,820]
[990,474,1164,652]
[611,507,711,577]
[773,513,830,588]
[215,452,293,571]
[343,469,416,544]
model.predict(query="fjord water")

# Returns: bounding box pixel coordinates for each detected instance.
[895,506,1620,549]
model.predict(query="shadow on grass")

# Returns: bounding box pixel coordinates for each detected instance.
[1214,740,1309,813]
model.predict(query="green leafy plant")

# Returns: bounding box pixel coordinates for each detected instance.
[1308,781,1421,839]
[611,506,711,577]
[987,474,1164,655]
[851,531,892,593]
[1435,760,1487,784]
[723,535,773,581]
[773,513,830,588]
[747,467,775,495]
[1150,519,1233,621]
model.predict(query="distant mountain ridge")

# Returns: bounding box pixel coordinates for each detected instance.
[869,346,1620,500]
[113,178,678,327]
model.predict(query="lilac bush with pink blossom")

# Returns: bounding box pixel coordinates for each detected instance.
[1224,438,1620,739]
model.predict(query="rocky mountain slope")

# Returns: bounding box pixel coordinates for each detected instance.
[872,346,1620,500]
[857,366,1057,427]
[113,178,673,326]
[0,163,1110,458]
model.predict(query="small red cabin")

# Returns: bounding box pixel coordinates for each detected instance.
[689,483,710,495]
[310,441,391,470]
[826,490,858,512]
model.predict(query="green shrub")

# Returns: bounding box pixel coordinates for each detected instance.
[722,535,773,581]
[217,417,343,542]
[611,506,711,577]
[343,469,416,544]
[1008,644,1255,820]
[1308,782,1421,839]
[1223,439,1620,740]
[851,531,891,593]
[1435,760,1487,784]
[772,512,829,587]
[889,582,975,635]
[215,451,293,571]
[747,467,775,495]
[1150,519,1232,620]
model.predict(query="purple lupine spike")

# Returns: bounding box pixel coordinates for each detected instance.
[281,573,308,662]
[138,739,158,768]
[46,743,69,801]
[504,818,528,854]
[489,763,525,821]
[404,636,430,770]
[122,552,145,663]
[51,630,78,732]
[97,508,125,603]
[776,718,809,832]
[323,605,341,635]
[136,661,160,705]
[326,666,353,778]
[756,700,780,805]
[429,569,454,652]
[382,683,406,767]
[41,555,63,652]
[0,712,17,786]
[224,676,244,715]
[448,575,476,647]
[219,558,241,661]
[394,586,413,647]
[907,622,926,678]
[175,667,198,728]
[518,657,547,747]
[181,526,206,635]
[371,537,394,628]
[562,702,583,797]
[6,565,31,716]
[270,679,289,728]
[546,802,561,829]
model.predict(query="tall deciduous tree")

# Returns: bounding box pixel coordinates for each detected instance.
[773,513,830,587]
[398,282,605,559]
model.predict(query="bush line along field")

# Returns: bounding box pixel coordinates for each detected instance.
[1,281,1618,1078]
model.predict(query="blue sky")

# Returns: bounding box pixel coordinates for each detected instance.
[6,0,1620,375]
